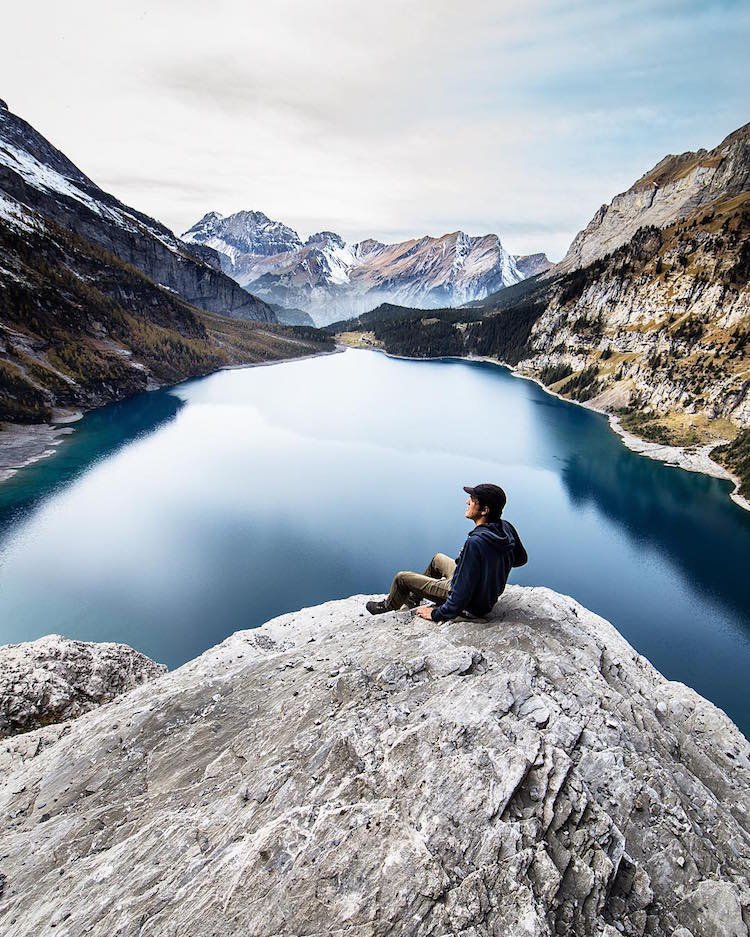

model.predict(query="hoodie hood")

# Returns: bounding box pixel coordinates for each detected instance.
[468,520,518,552]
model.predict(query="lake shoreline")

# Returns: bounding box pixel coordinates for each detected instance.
[364,346,750,513]
[0,346,342,485]
[0,416,82,484]
[469,356,750,514]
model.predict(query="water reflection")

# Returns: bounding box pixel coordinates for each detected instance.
[559,434,750,628]
[0,391,184,531]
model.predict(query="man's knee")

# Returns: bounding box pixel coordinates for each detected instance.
[426,553,445,573]
[431,553,454,578]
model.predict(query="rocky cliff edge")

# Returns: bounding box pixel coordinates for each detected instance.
[0,635,166,739]
[0,587,748,936]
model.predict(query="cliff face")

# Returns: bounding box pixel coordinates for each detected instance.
[513,125,749,477]
[1,589,747,936]
[558,123,750,273]
[525,124,749,444]
[521,197,750,432]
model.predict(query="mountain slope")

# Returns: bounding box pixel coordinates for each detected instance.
[0,102,330,444]
[0,199,329,425]
[514,252,552,277]
[0,102,275,323]
[558,122,750,273]
[268,303,315,327]
[183,211,526,325]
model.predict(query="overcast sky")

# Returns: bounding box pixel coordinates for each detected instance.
[2,1,748,259]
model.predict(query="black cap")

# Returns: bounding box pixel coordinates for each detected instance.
[463,483,506,515]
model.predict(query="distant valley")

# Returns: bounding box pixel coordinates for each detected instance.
[0,97,747,503]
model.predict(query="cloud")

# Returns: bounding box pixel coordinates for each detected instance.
[2,0,748,259]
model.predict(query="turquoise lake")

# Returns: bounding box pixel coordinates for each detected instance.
[1,348,749,735]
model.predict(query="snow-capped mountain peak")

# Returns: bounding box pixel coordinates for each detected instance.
[305,231,346,249]
[183,209,303,258]
[181,210,531,325]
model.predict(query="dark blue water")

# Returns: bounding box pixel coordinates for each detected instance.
[1,349,749,734]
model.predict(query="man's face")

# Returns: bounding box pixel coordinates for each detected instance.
[465,496,484,521]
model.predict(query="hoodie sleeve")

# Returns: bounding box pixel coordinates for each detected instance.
[507,522,528,567]
[431,538,481,621]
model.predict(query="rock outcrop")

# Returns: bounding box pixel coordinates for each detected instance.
[1,588,747,936]
[520,204,750,432]
[0,635,165,739]
[515,252,552,278]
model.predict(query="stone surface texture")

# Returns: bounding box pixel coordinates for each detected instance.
[0,587,748,936]
[515,253,553,278]
[0,635,166,739]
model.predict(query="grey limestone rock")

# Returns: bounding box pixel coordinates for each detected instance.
[0,587,747,935]
[0,635,166,739]
[515,253,552,278]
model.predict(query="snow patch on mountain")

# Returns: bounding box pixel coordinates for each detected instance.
[322,241,357,285]
[182,211,529,325]
[0,191,36,232]
[0,128,190,264]
[0,138,118,223]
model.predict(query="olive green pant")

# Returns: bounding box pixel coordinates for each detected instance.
[386,553,457,610]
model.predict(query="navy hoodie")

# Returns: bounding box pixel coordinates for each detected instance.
[431,519,528,621]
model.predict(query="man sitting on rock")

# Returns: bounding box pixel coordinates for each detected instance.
[366,483,528,621]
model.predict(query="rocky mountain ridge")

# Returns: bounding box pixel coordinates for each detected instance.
[0,101,331,468]
[515,252,553,278]
[0,103,275,323]
[183,210,541,325]
[521,198,749,426]
[0,588,747,935]
[557,122,750,273]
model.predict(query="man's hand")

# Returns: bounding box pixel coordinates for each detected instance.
[415,605,434,620]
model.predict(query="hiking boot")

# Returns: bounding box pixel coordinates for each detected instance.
[366,600,391,615]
